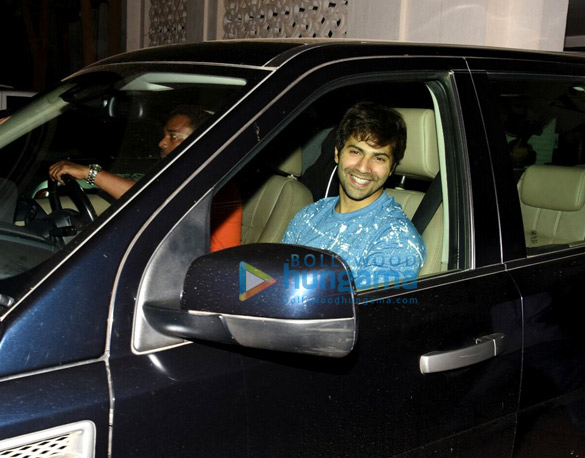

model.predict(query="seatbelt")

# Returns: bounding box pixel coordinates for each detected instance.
[411,172,442,235]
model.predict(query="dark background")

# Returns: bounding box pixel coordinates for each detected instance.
[0,0,121,91]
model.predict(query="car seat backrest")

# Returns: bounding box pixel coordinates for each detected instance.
[241,146,313,244]
[387,108,444,276]
[394,108,440,179]
[518,164,585,248]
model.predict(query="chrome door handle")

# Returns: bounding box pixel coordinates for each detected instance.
[419,333,506,374]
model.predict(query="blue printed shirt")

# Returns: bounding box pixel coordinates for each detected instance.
[282,192,426,289]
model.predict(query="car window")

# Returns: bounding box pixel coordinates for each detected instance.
[490,77,585,254]
[218,77,465,284]
[0,65,262,286]
[133,74,468,353]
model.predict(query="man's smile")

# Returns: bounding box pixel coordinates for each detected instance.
[348,171,376,187]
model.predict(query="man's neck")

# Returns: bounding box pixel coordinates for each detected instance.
[335,189,384,214]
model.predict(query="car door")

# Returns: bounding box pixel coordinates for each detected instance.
[109,54,522,457]
[470,59,585,457]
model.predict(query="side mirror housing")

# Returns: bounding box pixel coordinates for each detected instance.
[144,244,357,357]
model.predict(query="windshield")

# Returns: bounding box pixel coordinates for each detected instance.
[0,64,259,286]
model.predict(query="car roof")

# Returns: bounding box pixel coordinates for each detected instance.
[92,39,585,69]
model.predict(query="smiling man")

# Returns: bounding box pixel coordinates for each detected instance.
[283,101,425,289]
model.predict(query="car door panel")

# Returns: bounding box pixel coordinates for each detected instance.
[508,253,585,457]
[109,344,249,457]
[109,272,521,457]
[469,62,585,457]
[343,271,521,456]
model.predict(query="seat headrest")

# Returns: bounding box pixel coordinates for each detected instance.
[395,108,439,179]
[519,165,585,212]
[273,146,303,177]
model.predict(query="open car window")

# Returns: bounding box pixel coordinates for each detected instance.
[235,78,461,287]
[133,74,468,354]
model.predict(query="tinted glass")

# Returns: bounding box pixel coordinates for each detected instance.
[490,77,585,253]
[0,64,260,282]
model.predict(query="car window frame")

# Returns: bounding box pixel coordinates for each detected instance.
[478,70,585,262]
[129,59,474,353]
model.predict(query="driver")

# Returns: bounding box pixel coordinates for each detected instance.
[48,106,242,252]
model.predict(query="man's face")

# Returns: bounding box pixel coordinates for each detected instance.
[335,135,394,212]
[158,114,194,158]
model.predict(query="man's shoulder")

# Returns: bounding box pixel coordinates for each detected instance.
[297,196,337,215]
[377,193,409,218]
[375,194,422,237]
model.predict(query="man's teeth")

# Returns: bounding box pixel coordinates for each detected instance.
[353,175,370,184]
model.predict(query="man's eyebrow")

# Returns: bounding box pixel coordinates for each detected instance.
[347,143,391,157]
[167,128,189,135]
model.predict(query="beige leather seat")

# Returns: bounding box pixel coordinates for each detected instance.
[386,108,444,276]
[518,164,585,248]
[241,147,313,244]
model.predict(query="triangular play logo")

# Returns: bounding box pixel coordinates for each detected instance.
[239,261,277,301]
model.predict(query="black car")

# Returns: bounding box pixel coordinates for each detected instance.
[0,39,584,457]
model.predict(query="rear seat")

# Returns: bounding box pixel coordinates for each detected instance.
[518,164,585,249]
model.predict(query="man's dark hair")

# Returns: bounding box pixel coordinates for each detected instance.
[336,101,407,166]
[169,105,211,131]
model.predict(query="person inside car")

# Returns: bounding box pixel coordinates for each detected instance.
[282,101,425,289]
[49,105,242,252]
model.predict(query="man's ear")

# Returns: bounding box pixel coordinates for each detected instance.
[334,147,339,164]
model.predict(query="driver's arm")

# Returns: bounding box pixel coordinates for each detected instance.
[49,160,136,200]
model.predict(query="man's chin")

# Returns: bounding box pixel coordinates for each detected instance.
[342,185,383,202]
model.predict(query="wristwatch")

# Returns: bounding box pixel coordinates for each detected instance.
[87,164,102,186]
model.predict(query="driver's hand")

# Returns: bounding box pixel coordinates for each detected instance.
[49,161,90,185]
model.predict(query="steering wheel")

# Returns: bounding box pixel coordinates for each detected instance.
[47,175,97,225]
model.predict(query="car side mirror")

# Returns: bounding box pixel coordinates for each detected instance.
[143,243,357,357]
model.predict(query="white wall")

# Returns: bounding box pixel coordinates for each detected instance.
[485,0,569,51]
[126,0,149,51]
[348,0,569,51]
[129,0,569,52]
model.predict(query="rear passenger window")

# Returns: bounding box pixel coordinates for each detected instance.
[490,78,585,254]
